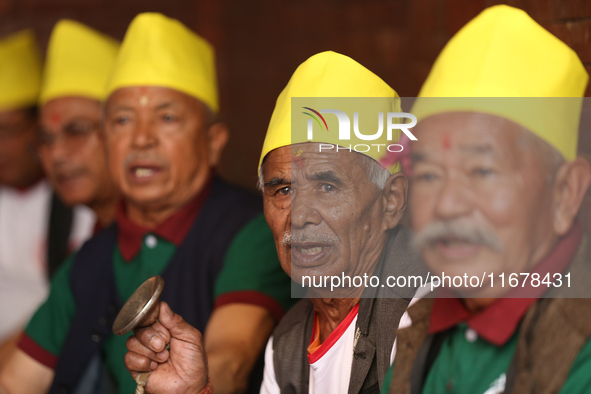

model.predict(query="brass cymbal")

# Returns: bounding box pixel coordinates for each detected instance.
[113,276,165,336]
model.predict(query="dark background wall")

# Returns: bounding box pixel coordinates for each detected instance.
[1,0,590,228]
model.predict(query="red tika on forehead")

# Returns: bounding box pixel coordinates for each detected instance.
[50,112,61,126]
[293,149,304,168]
[443,134,451,150]
[139,86,149,106]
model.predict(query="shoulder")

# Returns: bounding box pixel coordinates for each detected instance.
[41,253,77,302]
[67,225,117,293]
[558,337,591,394]
[225,213,274,254]
[197,178,263,239]
[209,177,262,212]
[73,223,117,256]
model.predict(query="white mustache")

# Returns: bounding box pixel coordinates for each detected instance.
[281,229,339,246]
[124,152,168,167]
[412,218,504,252]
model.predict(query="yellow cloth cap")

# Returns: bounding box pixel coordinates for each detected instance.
[0,29,42,110]
[260,51,401,173]
[40,20,119,105]
[413,5,589,160]
[105,13,218,112]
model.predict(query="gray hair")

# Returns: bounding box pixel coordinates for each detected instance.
[362,153,391,189]
[257,151,391,192]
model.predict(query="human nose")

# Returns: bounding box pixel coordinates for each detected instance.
[433,173,474,220]
[130,117,158,149]
[290,187,322,229]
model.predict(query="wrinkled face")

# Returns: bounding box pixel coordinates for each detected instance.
[410,112,556,296]
[104,86,223,209]
[0,108,42,188]
[38,97,114,206]
[262,143,391,285]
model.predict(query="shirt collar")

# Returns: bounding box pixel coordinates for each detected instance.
[116,175,213,262]
[429,222,582,346]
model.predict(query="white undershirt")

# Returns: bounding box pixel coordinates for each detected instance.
[308,312,358,394]
[260,286,430,394]
[261,308,374,394]
[0,181,95,341]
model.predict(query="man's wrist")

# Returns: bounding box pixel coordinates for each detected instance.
[197,378,213,394]
[191,377,213,394]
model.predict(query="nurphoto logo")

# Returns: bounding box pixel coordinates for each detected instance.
[302,106,417,153]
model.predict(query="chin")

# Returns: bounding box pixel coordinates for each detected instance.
[290,265,341,283]
[56,184,95,206]
[124,188,169,207]
[59,194,87,207]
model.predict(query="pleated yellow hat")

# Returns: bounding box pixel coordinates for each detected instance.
[105,13,218,113]
[40,20,119,105]
[412,5,589,160]
[259,51,402,174]
[0,29,42,111]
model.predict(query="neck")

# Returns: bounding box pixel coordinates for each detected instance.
[125,171,210,228]
[462,298,496,313]
[126,202,180,229]
[311,297,360,343]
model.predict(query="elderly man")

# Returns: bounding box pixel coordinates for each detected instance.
[0,30,94,363]
[382,5,591,394]
[0,13,293,394]
[121,51,425,394]
[36,19,120,231]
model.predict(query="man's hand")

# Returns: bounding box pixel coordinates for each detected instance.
[125,302,209,394]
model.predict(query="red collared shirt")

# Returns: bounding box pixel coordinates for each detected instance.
[429,222,582,346]
[116,176,213,262]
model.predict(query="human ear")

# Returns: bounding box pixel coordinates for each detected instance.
[206,122,229,167]
[552,157,591,236]
[382,172,408,230]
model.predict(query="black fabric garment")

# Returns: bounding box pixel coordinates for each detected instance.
[49,177,265,394]
[47,192,74,280]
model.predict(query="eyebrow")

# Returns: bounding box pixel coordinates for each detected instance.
[264,177,290,188]
[460,144,496,156]
[410,144,496,163]
[155,102,176,111]
[111,105,135,112]
[410,152,426,163]
[308,171,344,186]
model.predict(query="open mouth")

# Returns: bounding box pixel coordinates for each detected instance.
[433,236,482,258]
[298,246,324,255]
[133,168,157,178]
[127,163,164,182]
[435,235,472,246]
[291,243,331,266]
